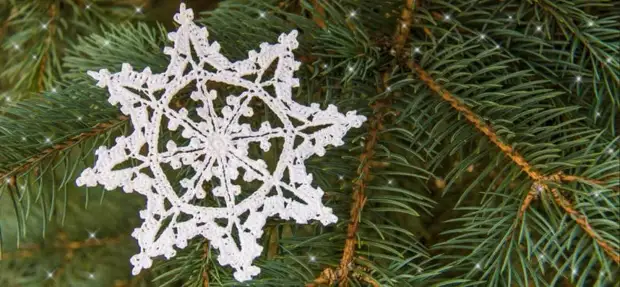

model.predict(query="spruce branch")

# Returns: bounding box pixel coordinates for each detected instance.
[408,61,620,264]
[2,1,615,285]
[0,0,143,95]
[532,0,619,84]
[548,187,620,264]
[0,22,168,226]
[410,62,541,179]
[309,1,417,286]
[422,2,618,133]
[0,116,128,183]
[338,101,388,285]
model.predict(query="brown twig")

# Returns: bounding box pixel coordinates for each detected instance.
[355,274,380,287]
[339,101,386,285]
[307,1,417,286]
[411,60,539,215]
[69,234,125,285]
[559,174,605,185]
[0,7,17,42]
[2,231,124,283]
[307,256,382,287]
[517,183,541,220]
[37,54,48,91]
[0,231,123,261]
[409,61,620,264]
[549,188,620,264]
[37,3,57,92]
[307,268,336,287]
[0,116,128,184]
[307,102,388,287]
[310,0,327,29]
[202,241,210,287]
[393,0,415,57]
[410,62,544,181]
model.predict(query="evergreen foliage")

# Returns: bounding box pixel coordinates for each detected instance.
[0,0,618,286]
[0,0,144,98]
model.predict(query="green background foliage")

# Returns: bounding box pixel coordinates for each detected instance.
[0,0,618,286]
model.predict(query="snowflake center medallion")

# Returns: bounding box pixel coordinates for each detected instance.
[76,3,366,282]
[206,133,231,156]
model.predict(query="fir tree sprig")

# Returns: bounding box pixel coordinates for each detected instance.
[0,0,618,286]
[411,61,619,263]
[310,1,424,286]
[0,0,145,98]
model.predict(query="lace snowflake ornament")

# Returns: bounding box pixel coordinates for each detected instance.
[76,3,365,282]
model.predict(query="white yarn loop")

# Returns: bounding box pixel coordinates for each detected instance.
[76,3,365,282]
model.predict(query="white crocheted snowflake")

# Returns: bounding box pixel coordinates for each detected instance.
[76,3,365,282]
